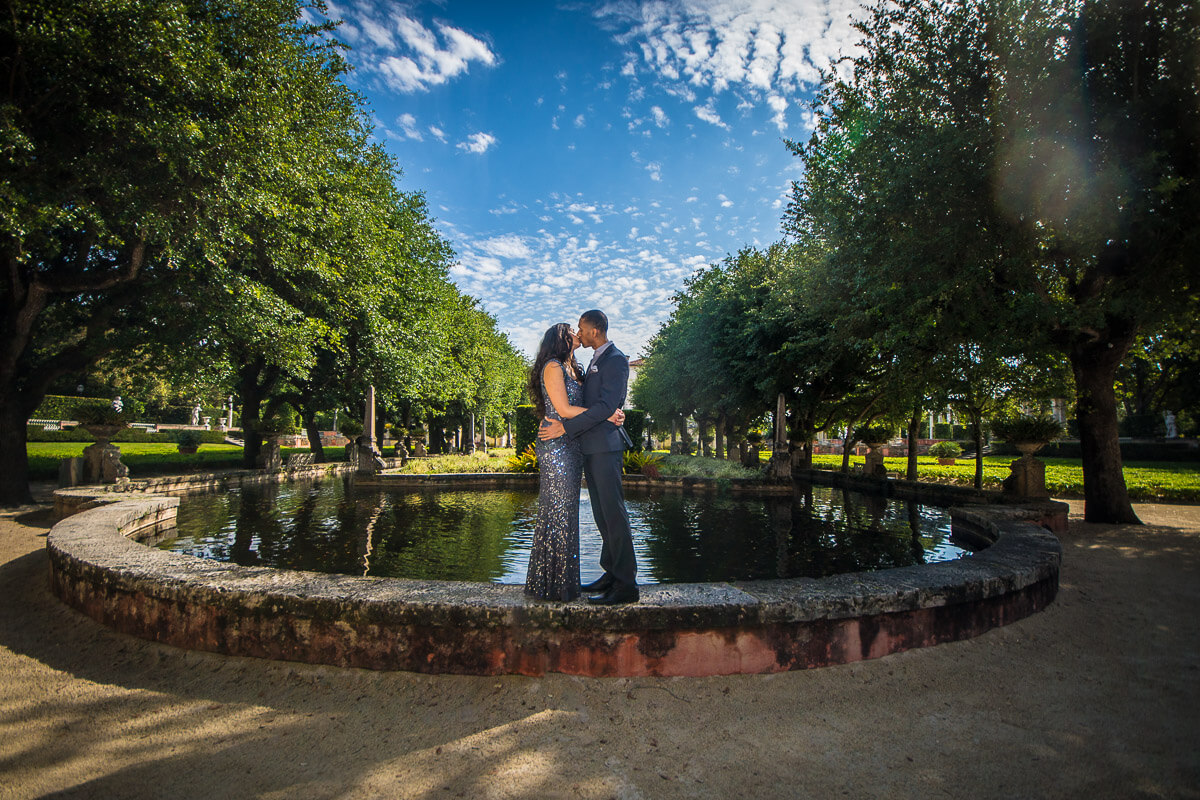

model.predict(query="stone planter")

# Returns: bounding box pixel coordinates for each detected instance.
[1003,441,1051,500]
[177,445,199,455]
[937,457,957,466]
[81,424,129,484]
[256,434,283,471]
[864,442,887,477]
[82,424,125,443]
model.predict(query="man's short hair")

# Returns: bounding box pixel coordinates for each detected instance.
[580,309,608,334]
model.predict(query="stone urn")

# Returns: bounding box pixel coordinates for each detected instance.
[82,424,129,484]
[257,434,283,471]
[1002,441,1051,499]
[863,441,888,478]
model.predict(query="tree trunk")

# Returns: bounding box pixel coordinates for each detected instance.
[235,360,277,470]
[907,403,921,481]
[970,409,984,490]
[725,416,737,461]
[0,399,34,506]
[798,437,814,470]
[302,409,325,462]
[1072,337,1142,524]
[715,412,725,460]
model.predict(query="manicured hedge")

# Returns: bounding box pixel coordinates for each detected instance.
[623,408,646,451]
[31,394,112,420]
[25,426,228,444]
[513,405,539,454]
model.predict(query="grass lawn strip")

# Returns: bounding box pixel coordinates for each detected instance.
[24,443,1200,501]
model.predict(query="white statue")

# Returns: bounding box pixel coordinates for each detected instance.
[111,395,123,413]
[1164,411,1178,439]
[191,402,202,426]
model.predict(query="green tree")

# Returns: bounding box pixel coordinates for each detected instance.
[0,0,354,504]
[787,0,1199,522]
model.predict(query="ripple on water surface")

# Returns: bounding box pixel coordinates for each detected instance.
[163,476,969,585]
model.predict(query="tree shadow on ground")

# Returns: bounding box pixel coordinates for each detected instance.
[1,506,1198,798]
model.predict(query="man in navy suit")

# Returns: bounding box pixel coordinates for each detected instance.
[537,309,638,604]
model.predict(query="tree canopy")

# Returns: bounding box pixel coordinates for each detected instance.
[0,0,527,503]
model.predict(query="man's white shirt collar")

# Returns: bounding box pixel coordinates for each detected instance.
[587,341,613,372]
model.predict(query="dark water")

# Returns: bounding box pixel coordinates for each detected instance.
[162,477,969,585]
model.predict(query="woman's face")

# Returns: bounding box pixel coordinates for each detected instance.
[567,326,581,350]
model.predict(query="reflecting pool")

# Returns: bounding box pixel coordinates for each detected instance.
[162,477,969,584]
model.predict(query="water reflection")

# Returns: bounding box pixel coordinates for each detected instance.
[163,478,967,585]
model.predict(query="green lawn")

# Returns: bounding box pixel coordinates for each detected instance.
[25,442,1200,502]
[25,442,348,480]
[808,453,1200,502]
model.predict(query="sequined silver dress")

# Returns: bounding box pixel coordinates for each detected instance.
[525,359,583,601]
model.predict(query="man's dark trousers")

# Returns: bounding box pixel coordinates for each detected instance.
[561,343,636,586]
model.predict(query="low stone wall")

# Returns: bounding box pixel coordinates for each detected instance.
[47,488,1063,677]
[54,462,357,518]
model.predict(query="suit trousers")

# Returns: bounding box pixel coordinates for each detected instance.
[583,449,637,586]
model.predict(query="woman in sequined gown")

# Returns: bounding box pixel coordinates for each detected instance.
[524,323,625,601]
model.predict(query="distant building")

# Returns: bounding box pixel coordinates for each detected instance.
[626,358,644,409]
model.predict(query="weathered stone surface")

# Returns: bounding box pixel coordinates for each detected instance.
[47,484,1062,677]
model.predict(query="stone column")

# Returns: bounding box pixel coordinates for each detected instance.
[768,393,791,481]
[357,386,383,474]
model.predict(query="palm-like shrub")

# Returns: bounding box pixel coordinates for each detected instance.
[623,449,664,475]
[928,441,963,459]
[506,445,539,473]
[990,415,1063,443]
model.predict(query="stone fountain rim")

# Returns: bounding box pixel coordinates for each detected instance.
[47,487,1062,634]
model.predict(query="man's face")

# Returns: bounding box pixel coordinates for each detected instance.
[577,318,597,349]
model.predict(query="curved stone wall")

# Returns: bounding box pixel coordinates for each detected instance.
[47,495,1062,677]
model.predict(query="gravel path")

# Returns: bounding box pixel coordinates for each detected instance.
[1,498,1197,799]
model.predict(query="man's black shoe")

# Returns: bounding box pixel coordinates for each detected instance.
[580,574,615,593]
[587,582,639,605]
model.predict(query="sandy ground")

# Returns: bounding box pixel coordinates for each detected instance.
[1,496,1197,800]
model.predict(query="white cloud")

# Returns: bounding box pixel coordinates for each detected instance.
[396,113,423,140]
[574,113,586,128]
[480,234,533,260]
[428,125,447,142]
[326,8,497,94]
[457,132,497,154]
[718,193,734,208]
[767,93,788,131]
[650,105,669,127]
[646,162,663,182]
[693,102,729,129]
[598,1,859,124]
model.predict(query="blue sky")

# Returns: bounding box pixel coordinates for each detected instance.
[312,1,862,357]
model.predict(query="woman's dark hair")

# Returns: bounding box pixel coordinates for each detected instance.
[528,323,582,418]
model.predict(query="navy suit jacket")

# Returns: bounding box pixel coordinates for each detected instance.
[562,343,631,455]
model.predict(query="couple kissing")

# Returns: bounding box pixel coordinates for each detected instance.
[524,309,638,605]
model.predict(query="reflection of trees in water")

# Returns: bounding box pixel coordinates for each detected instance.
[637,484,956,582]
[634,493,778,583]
[170,482,532,581]
[166,481,957,583]
[369,490,533,581]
